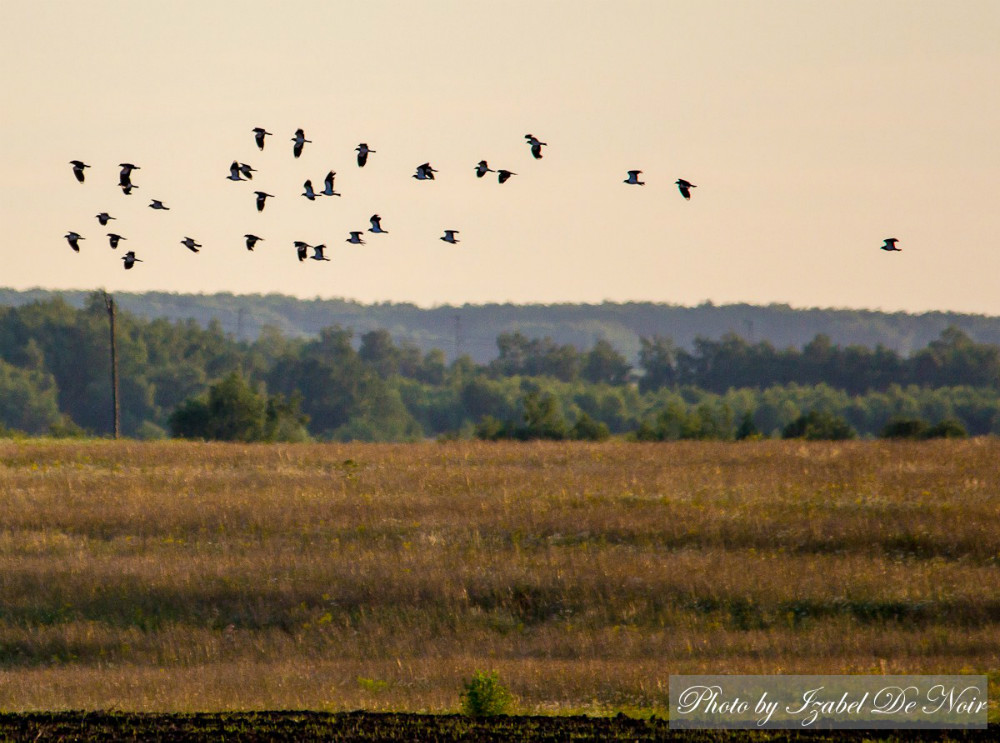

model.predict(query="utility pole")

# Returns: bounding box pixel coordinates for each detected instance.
[103,292,120,439]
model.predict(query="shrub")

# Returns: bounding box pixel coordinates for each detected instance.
[924,418,968,439]
[881,417,931,439]
[569,412,611,441]
[460,670,514,717]
[782,410,856,440]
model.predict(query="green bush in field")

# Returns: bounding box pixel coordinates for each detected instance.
[460,670,514,717]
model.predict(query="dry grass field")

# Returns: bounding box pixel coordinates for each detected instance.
[0,439,997,717]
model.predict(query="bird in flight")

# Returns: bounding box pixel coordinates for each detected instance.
[253,127,272,150]
[475,160,495,178]
[368,214,388,234]
[302,180,318,201]
[107,233,126,249]
[292,128,311,158]
[96,212,115,226]
[295,241,312,261]
[320,171,341,197]
[413,162,437,180]
[525,134,547,159]
[346,231,366,245]
[180,237,202,253]
[675,178,696,200]
[227,161,246,181]
[122,251,141,269]
[119,163,139,188]
[65,231,84,252]
[254,191,274,212]
[356,143,375,167]
[440,230,460,244]
[244,234,263,251]
[624,170,644,185]
[311,244,331,261]
[239,162,256,180]
[149,199,169,210]
[881,238,902,251]
[120,182,137,195]
[497,169,516,184]
[70,160,90,183]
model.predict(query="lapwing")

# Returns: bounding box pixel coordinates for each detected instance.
[498,169,516,184]
[525,134,547,159]
[475,160,494,178]
[227,161,246,181]
[245,234,263,251]
[149,199,169,210]
[311,244,331,261]
[356,143,375,167]
[881,238,902,252]
[122,251,141,269]
[238,162,256,180]
[302,180,318,201]
[70,160,90,183]
[440,230,460,244]
[119,163,139,188]
[107,233,126,249]
[294,241,311,261]
[346,231,365,245]
[180,237,202,253]
[413,162,437,180]
[624,170,644,185]
[675,178,696,200]
[65,231,84,252]
[254,191,274,212]
[120,182,137,195]
[292,128,311,158]
[368,214,388,234]
[320,171,341,197]
[252,127,272,150]
[96,212,115,226]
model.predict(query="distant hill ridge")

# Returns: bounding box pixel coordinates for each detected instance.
[4,288,1000,364]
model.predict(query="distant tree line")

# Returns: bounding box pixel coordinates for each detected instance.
[1,294,998,441]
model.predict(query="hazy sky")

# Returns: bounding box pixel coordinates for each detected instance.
[2,1,998,314]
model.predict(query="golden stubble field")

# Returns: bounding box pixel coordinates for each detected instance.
[0,439,997,715]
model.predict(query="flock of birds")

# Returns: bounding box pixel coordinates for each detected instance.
[65,129,901,269]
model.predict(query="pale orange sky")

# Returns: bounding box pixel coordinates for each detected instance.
[2,1,998,314]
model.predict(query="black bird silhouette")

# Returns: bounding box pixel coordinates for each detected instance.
[292,128,311,158]
[238,162,256,180]
[254,191,274,212]
[294,241,311,261]
[320,171,341,197]
[675,178,696,200]
[227,161,246,181]
[413,162,437,180]
[475,160,494,178]
[65,231,84,252]
[440,230,460,244]
[119,163,139,188]
[346,231,366,245]
[881,238,902,252]
[122,251,141,269]
[96,212,115,226]
[368,214,388,234]
[149,199,169,210]
[302,180,318,201]
[180,237,202,253]
[356,143,375,167]
[70,160,90,183]
[245,234,263,251]
[253,127,272,150]
[107,233,126,249]
[311,244,331,261]
[498,169,516,184]
[525,134,547,159]
[624,170,644,185]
